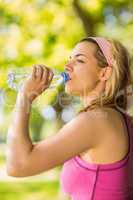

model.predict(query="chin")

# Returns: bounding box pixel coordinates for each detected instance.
[65,85,80,96]
[65,86,73,95]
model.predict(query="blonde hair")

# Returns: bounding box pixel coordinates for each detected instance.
[78,37,133,113]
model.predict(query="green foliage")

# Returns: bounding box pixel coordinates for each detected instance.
[30,107,44,142]
[0,153,5,165]
[0,1,84,142]
[0,0,84,72]
[0,0,133,190]
[0,181,60,200]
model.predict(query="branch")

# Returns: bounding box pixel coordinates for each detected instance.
[72,0,96,36]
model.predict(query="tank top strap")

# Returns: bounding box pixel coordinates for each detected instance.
[113,107,131,156]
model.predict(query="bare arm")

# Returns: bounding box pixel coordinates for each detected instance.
[6,105,98,177]
[6,92,34,174]
[26,108,104,177]
[6,64,54,176]
[6,65,100,177]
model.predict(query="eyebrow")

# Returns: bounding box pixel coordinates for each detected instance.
[69,53,88,59]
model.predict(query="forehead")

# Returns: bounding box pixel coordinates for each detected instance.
[71,41,97,57]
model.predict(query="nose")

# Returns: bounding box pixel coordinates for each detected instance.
[65,61,74,72]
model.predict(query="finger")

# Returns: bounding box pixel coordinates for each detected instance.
[48,70,54,83]
[31,65,36,80]
[42,66,50,87]
[35,65,43,81]
[42,70,54,89]
[38,64,44,80]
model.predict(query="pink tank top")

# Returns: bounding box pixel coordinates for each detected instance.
[59,110,133,200]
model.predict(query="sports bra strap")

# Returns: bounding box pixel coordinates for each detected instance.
[114,107,131,157]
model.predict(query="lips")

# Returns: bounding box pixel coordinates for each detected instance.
[66,76,71,83]
[67,74,72,80]
[68,77,72,81]
[65,71,72,81]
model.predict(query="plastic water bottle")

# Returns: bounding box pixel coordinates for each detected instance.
[7,68,70,91]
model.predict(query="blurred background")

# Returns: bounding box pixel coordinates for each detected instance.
[0,0,133,199]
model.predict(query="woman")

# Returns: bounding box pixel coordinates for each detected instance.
[6,36,133,199]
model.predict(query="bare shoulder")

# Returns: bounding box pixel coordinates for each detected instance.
[79,107,109,127]
[79,107,108,118]
[73,108,108,127]
[74,108,109,137]
[81,107,123,137]
[94,106,127,133]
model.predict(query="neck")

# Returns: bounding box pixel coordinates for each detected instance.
[80,91,100,108]
[80,81,107,108]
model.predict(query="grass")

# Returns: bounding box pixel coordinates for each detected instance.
[0,153,5,165]
[0,181,61,200]
[0,146,69,200]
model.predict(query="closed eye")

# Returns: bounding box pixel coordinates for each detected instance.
[67,56,85,63]
[77,59,85,63]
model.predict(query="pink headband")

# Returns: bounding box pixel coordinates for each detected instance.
[88,37,114,67]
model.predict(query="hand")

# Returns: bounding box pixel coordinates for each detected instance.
[20,64,54,103]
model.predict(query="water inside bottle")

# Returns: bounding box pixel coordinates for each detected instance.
[7,67,65,91]
[7,67,32,91]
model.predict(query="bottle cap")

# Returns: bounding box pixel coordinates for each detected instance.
[61,72,70,82]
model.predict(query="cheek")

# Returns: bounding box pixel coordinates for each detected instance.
[75,65,98,90]
[65,64,99,96]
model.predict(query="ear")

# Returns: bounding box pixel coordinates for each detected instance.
[99,66,112,81]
